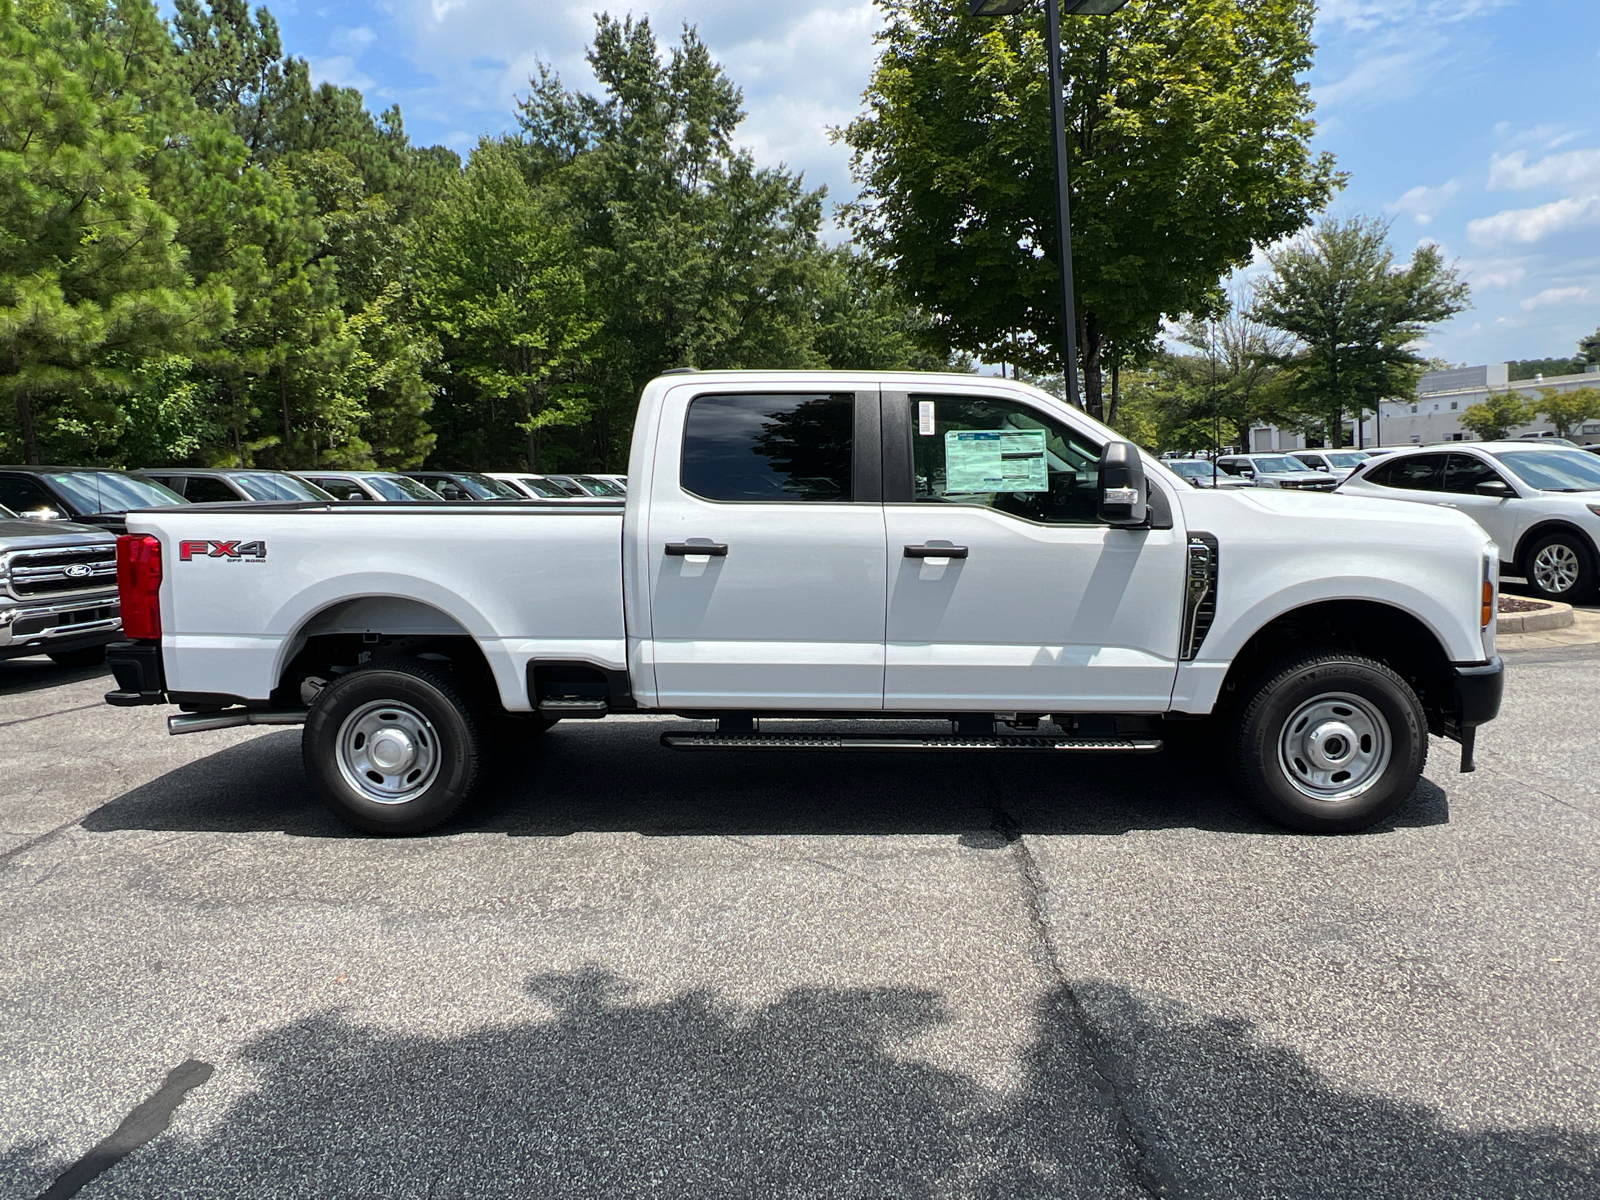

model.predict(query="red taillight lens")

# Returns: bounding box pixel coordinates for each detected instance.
[116,534,162,639]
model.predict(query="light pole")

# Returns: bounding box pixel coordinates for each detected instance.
[968,0,1128,411]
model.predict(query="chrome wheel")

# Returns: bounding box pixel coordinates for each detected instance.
[1532,542,1581,596]
[1277,692,1391,803]
[335,699,442,805]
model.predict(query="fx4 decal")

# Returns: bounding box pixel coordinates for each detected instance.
[179,539,268,562]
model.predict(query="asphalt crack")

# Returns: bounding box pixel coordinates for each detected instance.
[980,776,1177,1199]
[0,703,104,731]
[35,1060,214,1199]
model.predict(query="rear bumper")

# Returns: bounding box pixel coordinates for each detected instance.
[0,597,121,659]
[104,639,166,706]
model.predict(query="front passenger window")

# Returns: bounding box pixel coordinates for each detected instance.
[907,395,1103,525]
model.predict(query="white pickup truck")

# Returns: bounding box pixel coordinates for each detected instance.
[105,371,1504,835]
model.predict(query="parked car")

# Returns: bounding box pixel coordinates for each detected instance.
[1213,454,1339,491]
[107,370,1502,838]
[292,472,444,502]
[1164,459,1223,488]
[483,473,612,502]
[1516,433,1580,447]
[137,468,336,504]
[1338,442,1600,602]
[1,501,121,666]
[399,471,525,501]
[0,467,187,533]
[1289,449,1371,481]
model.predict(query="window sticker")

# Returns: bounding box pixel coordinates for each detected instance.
[944,429,1049,494]
[918,401,936,436]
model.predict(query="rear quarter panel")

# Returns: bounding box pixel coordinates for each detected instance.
[129,506,625,710]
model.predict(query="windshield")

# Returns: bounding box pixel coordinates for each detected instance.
[46,472,185,513]
[1492,450,1600,492]
[574,475,626,497]
[515,476,570,498]
[1168,461,1213,478]
[448,473,522,499]
[232,473,335,501]
[363,475,440,500]
[1325,452,1368,468]
[1250,456,1315,474]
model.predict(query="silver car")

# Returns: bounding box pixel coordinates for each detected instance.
[1290,449,1371,482]
[1214,454,1339,491]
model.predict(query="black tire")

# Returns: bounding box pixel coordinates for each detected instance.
[1229,650,1427,834]
[48,645,107,668]
[1521,531,1596,604]
[303,658,484,835]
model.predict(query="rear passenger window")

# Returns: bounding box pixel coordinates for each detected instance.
[682,393,853,503]
[908,394,1103,525]
[313,479,365,501]
[183,477,239,503]
[1369,454,1446,491]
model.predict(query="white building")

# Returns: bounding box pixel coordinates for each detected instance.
[1247,361,1600,452]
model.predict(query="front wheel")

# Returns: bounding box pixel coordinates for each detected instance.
[1230,651,1427,834]
[303,658,484,835]
[1522,531,1596,604]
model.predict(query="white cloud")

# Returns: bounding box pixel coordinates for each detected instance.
[329,25,378,55]
[1468,195,1600,246]
[1386,179,1460,226]
[1521,286,1596,311]
[1487,147,1600,192]
[308,55,376,92]
[1317,0,1514,35]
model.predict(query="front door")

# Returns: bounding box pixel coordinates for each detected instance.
[881,389,1186,713]
[1440,452,1522,554]
[646,388,887,709]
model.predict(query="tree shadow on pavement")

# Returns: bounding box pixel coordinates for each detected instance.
[4,970,1591,1199]
[78,720,1451,842]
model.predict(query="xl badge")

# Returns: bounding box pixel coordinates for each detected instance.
[180,540,268,562]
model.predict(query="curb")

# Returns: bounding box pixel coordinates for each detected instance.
[1496,600,1574,635]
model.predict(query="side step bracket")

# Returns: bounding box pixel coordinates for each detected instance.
[660,731,1162,753]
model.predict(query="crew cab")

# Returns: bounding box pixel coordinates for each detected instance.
[103,372,1504,836]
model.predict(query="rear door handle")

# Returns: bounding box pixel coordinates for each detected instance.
[666,541,728,556]
[904,544,968,559]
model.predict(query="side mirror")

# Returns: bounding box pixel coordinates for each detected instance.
[21,506,64,521]
[1315,464,1331,472]
[1098,441,1147,525]
[1474,479,1515,498]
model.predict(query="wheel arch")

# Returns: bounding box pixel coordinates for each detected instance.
[1513,519,1598,573]
[1218,599,1458,738]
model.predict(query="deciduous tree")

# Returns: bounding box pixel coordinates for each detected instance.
[1458,391,1529,442]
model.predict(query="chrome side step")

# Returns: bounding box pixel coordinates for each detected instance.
[168,709,307,736]
[661,732,1162,753]
[537,698,609,718]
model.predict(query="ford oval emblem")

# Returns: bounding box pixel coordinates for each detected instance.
[64,563,92,578]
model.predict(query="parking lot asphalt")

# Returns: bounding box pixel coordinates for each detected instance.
[1,643,1597,1199]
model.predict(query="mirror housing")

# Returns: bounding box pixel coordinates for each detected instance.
[1474,478,1515,498]
[1098,441,1148,525]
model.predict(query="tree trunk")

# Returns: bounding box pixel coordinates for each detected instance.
[14,388,40,465]
[1330,407,1343,449]
[1107,360,1121,428]
[279,365,292,463]
[1079,312,1105,420]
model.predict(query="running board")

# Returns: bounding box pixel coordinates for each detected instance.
[660,732,1163,753]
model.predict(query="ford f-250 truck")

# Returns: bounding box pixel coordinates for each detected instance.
[103,371,1504,835]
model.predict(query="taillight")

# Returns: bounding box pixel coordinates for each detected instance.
[117,534,162,639]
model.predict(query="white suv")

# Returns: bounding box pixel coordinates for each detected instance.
[1338,442,1600,602]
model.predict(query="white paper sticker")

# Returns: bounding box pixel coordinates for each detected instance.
[944,429,1049,493]
[918,401,936,436]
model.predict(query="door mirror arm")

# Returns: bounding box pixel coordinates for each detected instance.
[1098,441,1148,526]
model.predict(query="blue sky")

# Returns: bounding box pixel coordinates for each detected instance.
[261,0,1600,368]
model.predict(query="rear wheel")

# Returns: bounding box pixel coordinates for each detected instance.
[1230,651,1426,834]
[1522,531,1596,604]
[303,658,483,835]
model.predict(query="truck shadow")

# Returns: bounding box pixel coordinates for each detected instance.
[78,719,1451,840]
[5,970,1591,1199]
[0,656,110,697]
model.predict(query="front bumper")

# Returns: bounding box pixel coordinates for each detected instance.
[1446,656,1504,772]
[0,596,122,659]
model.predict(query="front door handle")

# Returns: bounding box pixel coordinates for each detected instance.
[904,544,968,559]
[666,541,728,556]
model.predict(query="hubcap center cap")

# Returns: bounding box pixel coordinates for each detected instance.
[1306,720,1358,770]
[368,728,416,773]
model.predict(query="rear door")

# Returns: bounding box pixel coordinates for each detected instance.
[881,388,1186,713]
[645,387,886,709]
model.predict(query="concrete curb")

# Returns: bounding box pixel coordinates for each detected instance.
[1498,608,1600,653]
[1497,600,1574,635]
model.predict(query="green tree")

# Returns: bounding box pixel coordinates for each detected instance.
[1458,390,1529,442]
[1508,357,1582,381]
[1251,217,1469,448]
[1536,386,1600,439]
[0,0,234,463]
[416,141,597,470]
[1580,327,1600,366]
[839,0,1340,420]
